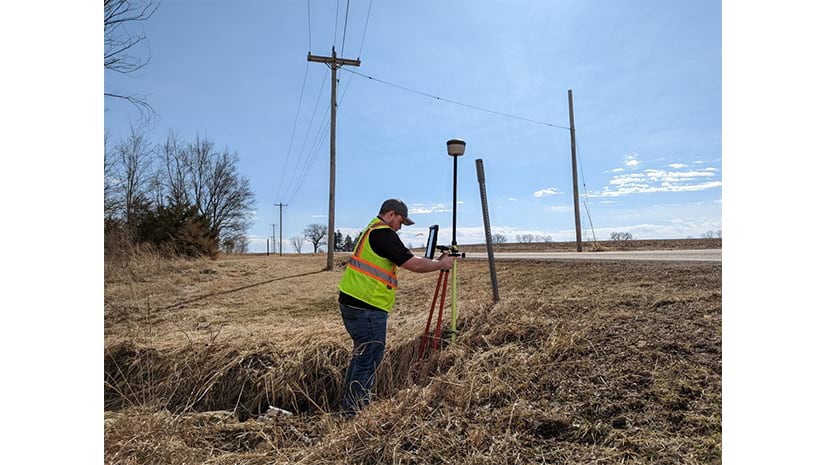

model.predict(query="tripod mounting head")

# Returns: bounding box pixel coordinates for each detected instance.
[436,245,465,258]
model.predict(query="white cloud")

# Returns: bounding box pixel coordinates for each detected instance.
[533,187,560,197]
[508,197,517,202]
[544,205,569,212]
[593,164,722,198]
[312,214,326,218]
[594,180,722,198]
[605,167,625,173]
[668,163,688,169]
[624,153,640,167]
[409,203,450,214]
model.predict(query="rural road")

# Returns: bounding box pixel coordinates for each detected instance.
[464,249,721,262]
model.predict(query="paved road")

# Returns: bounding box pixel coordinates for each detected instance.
[464,249,721,262]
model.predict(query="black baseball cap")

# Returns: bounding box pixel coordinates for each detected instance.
[379,198,415,225]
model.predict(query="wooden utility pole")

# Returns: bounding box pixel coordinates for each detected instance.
[568,89,583,252]
[275,203,287,256]
[271,223,276,255]
[308,47,360,270]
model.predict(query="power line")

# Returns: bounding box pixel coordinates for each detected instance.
[340,68,570,130]
[339,0,372,106]
[357,0,373,59]
[275,62,310,203]
[333,0,340,49]
[287,112,331,205]
[285,1,370,208]
[575,138,599,243]
[282,67,329,203]
[306,0,312,52]
[341,0,351,56]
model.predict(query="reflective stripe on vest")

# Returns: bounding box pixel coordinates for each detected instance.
[347,254,398,289]
[346,222,398,289]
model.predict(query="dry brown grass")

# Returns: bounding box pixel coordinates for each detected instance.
[105,250,721,464]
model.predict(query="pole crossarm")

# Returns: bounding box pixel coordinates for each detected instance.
[307,53,361,68]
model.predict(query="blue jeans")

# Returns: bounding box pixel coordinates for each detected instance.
[340,302,388,416]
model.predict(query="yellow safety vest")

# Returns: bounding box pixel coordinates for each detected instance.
[338,218,399,312]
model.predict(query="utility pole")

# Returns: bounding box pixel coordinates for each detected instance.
[308,47,361,271]
[271,223,276,255]
[275,203,287,256]
[568,89,583,252]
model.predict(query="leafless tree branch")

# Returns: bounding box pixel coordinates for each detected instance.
[104,0,160,122]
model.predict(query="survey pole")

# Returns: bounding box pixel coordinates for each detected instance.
[446,139,465,343]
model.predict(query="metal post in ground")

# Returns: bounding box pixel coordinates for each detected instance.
[475,158,500,303]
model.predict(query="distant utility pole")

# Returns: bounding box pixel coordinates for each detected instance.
[568,89,583,252]
[271,223,276,255]
[308,47,361,271]
[275,203,287,256]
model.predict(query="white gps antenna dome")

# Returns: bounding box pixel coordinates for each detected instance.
[446,139,466,157]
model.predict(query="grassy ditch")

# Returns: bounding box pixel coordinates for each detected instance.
[104,253,721,464]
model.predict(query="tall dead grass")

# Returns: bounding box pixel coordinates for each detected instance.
[105,254,721,464]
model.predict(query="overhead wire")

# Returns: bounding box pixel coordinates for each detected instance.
[341,0,351,56]
[286,0,371,204]
[333,0,340,50]
[339,68,570,130]
[286,107,331,205]
[338,0,371,106]
[357,0,372,60]
[575,138,599,244]
[282,67,329,204]
[306,0,312,52]
[275,62,310,203]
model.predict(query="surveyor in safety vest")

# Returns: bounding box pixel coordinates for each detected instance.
[338,198,454,417]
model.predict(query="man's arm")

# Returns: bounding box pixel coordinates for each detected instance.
[400,253,454,273]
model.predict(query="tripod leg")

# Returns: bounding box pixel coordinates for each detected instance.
[418,270,444,361]
[432,269,450,353]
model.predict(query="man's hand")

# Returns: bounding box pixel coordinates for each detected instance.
[437,253,455,270]
[400,254,457,273]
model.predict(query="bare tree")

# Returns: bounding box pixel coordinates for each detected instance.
[110,128,154,228]
[516,234,535,244]
[159,132,189,209]
[104,0,160,121]
[164,136,256,249]
[542,235,553,243]
[122,132,255,253]
[702,230,719,239]
[291,236,304,254]
[610,232,633,241]
[303,224,328,253]
[104,131,120,221]
[491,233,508,244]
[222,234,248,254]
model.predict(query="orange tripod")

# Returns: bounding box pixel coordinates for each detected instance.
[417,268,451,361]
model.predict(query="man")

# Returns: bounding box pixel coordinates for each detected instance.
[338,198,454,416]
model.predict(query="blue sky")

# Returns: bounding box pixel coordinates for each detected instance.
[104,0,722,253]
